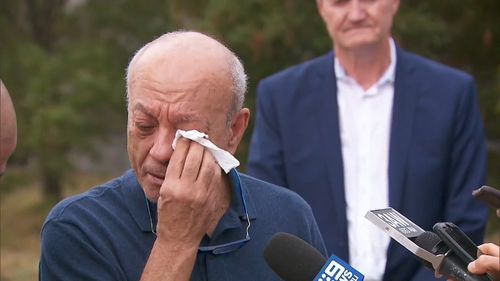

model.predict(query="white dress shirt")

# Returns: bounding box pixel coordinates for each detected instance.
[335,39,397,281]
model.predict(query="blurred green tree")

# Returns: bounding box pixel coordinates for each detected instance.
[0,0,173,201]
[0,0,498,202]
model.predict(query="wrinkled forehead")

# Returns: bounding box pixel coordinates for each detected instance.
[131,34,231,79]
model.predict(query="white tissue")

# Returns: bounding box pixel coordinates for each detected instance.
[172,129,240,173]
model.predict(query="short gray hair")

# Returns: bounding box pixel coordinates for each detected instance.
[125,31,247,123]
[227,53,247,122]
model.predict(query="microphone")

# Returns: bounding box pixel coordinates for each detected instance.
[264,232,326,281]
[263,232,364,281]
[365,208,492,281]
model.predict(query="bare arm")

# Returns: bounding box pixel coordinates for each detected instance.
[141,240,198,281]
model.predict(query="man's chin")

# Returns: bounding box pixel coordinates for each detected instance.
[139,174,162,202]
[338,32,381,49]
[143,185,160,202]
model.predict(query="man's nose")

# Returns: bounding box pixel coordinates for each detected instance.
[149,129,174,163]
[347,0,367,21]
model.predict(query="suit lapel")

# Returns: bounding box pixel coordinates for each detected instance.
[384,46,420,280]
[388,47,418,211]
[315,52,349,258]
[310,48,419,267]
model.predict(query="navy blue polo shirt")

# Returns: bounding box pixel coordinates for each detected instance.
[40,169,326,280]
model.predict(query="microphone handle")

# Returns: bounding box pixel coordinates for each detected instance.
[439,254,492,281]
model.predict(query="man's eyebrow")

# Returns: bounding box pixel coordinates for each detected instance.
[170,112,210,130]
[172,114,200,123]
[132,103,155,118]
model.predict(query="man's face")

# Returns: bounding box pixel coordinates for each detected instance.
[127,55,233,201]
[317,0,399,51]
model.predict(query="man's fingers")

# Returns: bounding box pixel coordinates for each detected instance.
[478,243,500,257]
[468,255,500,274]
[181,142,205,180]
[468,243,500,276]
[197,149,218,187]
[165,137,190,179]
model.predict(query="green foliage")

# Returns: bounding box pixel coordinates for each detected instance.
[0,0,498,198]
[1,0,132,197]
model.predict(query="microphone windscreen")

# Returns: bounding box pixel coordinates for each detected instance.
[415,231,448,255]
[414,231,447,269]
[263,232,327,281]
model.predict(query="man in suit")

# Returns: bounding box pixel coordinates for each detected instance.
[247,0,488,280]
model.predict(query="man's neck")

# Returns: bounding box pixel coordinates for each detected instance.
[335,39,392,90]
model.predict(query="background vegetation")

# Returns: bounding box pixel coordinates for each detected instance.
[1,0,499,280]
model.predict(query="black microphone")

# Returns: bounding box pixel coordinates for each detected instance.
[263,232,327,281]
[365,208,492,281]
[264,232,365,281]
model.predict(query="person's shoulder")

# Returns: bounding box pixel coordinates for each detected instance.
[398,48,474,82]
[239,173,312,212]
[260,52,333,85]
[44,170,132,224]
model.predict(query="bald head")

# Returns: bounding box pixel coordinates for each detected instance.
[0,80,17,176]
[129,31,231,70]
[126,31,247,121]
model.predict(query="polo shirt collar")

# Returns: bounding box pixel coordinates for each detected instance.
[121,169,257,235]
[120,169,152,232]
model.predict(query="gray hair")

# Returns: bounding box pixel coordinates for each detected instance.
[125,31,247,123]
[227,54,247,123]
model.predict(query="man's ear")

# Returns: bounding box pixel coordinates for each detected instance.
[227,108,250,154]
[316,0,327,22]
[391,0,400,16]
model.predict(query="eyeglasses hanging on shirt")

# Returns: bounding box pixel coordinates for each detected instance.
[144,168,251,255]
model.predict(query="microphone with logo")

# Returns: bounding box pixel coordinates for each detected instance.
[365,208,492,281]
[263,232,364,281]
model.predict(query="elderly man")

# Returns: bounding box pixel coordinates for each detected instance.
[0,80,17,176]
[39,31,326,280]
[247,0,488,280]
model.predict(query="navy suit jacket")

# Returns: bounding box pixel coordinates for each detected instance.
[247,47,488,281]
